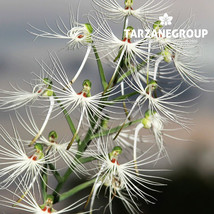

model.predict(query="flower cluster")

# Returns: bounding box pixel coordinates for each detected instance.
[0,0,210,213]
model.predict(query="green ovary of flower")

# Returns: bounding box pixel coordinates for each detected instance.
[141,117,152,129]
[39,195,55,213]
[43,78,52,86]
[34,143,43,152]
[84,23,93,34]
[125,0,133,8]
[48,131,58,142]
[109,146,123,160]
[126,26,134,39]
[33,143,45,160]
[146,80,158,94]
[153,20,163,31]
[82,79,92,97]
[161,48,173,63]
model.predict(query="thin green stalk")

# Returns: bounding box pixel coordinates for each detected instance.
[53,167,74,203]
[41,148,52,201]
[112,91,138,102]
[79,156,97,164]
[92,45,108,90]
[117,69,134,84]
[90,118,143,140]
[53,93,80,143]
[53,155,97,202]
[49,163,62,183]
[41,169,47,201]
[59,178,96,202]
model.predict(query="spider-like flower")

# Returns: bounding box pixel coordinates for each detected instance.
[134,110,170,165]
[88,139,167,214]
[0,187,90,214]
[151,47,211,89]
[0,76,53,111]
[151,18,198,55]
[15,110,86,175]
[146,19,211,88]
[42,55,121,149]
[92,18,152,90]
[117,75,193,136]
[93,19,151,64]
[29,13,93,50]
[0,70,56,146]
[92,0,172,25]
[172,51,210,88]
[0,124,55,192]
[29,13,94,84]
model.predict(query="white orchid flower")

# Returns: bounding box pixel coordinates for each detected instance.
[88,139,167,214]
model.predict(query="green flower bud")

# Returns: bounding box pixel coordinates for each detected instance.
[48,131,58,142]
[46,89,53,96]
[146,80,158,94]
[141,117,152,129]
[46,195,54,204]
[83,79,92,88]
[125,26,134,39]
[112,146,123,154]
[148,80,157,88]
[109,146,123,161]
[82,80,92,97]
[125,0,133,8]
[84,23,93,34]
[43,78,52,86]
[153,20,163,31]
[144,109,152,118]
[161,48,173,63]
[34,143,43,152]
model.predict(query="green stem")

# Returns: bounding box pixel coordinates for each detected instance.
[53,167,74,203]
[90,118,142,140]
[41,166,48,201]
[79,156,97,164]
[53,93,80,143]
[53,155,97,203]
[49,163,62,183]
[112,91,138,103]
[117,69,134,83]
[59,178,96,202]
[92,45,108,90]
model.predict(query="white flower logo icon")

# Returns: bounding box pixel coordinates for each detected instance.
[159,13,173,26]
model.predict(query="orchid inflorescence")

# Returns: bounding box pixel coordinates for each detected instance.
[0,0,210,213]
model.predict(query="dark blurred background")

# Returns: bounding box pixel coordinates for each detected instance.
[0,0,214,213]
